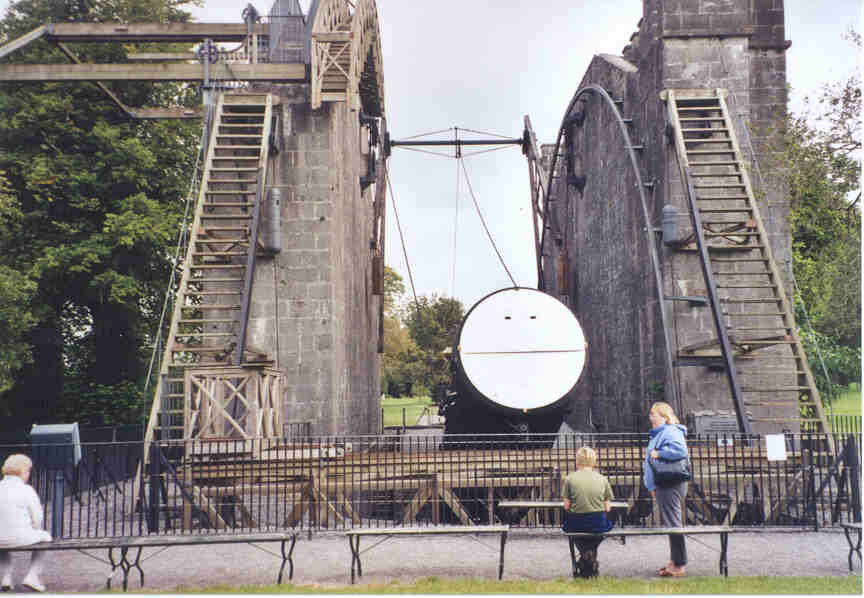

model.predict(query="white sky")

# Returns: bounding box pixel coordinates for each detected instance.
[2,0,860,310]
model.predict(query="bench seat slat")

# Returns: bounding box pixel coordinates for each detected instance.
[348,525,508,536]
[24,532,297,551]
[565,526,731,536]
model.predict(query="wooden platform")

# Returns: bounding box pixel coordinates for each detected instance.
[151,439,825,531]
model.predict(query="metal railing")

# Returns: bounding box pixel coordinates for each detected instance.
[1,430,859,538]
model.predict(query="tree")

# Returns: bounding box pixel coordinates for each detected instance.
[765,38,862,397]
[0,0,201,425]
[786,72,861,349]
[403,295,465,401]
[378,268,466,400]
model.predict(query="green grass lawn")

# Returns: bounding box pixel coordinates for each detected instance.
[830,383,862,416]
[136,574,861,594]
[380,395,437,427]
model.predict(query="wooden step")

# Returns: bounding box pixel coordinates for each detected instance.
[179,319,236,324]
[695,195,749,200]
[703,232,760,238]
[716,284,777,289]
[682,127,729,133]
[695,183,746,189]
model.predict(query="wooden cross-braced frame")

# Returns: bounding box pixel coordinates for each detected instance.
[184,367,283,440]
[310,0,385,115]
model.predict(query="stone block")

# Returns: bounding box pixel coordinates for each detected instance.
[680,13,710,31]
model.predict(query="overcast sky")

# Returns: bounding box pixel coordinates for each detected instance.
[189,0,860,310]
[2,0,860,310]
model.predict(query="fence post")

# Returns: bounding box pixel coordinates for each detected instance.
[147,442,161,533]
[847,435,861,523]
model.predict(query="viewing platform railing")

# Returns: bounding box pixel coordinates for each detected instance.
[0,429,859,538]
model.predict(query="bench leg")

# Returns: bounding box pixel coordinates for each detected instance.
[349,535,361,584]
[844,526,862,572]
[107,547,144,591]
[278,535,297,584]
[498,532,507,580]
[719,532,728,577]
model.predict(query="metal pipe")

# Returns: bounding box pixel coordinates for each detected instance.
[389,138,523,147]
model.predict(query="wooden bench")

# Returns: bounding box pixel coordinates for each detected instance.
[565,526,732,577]
[841,522,862,571]
[346,525,509,584]
[4,532,298,591]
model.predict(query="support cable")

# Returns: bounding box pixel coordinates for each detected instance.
[385,170,420,311]
[394,146,456,159]
[401,127,454,140]
[459,158,517,287]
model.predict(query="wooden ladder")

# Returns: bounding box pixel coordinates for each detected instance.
[662,88,830,439]
[143,92,274,445]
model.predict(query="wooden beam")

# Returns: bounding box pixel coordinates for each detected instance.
[46,22,268,42]
[55,42,201,119]
[127,52,198,61]
[0,62,306,81]
[0,25,49,59]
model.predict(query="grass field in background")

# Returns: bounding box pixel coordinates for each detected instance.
[380,395,437,427]
[830,383,861,416]
[142,575,861,594]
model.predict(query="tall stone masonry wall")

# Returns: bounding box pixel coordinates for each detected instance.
[557,0,793,432]
[244,83,382,436]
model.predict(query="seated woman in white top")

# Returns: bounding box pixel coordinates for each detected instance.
[0,454,52,592]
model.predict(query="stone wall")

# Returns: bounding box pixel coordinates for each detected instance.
[245,84,382,436]
[554,0,793,432]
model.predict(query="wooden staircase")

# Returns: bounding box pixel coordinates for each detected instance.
[662,88,830,439]
[144,92,274,444]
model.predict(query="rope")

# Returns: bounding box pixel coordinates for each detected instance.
[459,158,517,287]
[385,170,420,310]
[392,146,455,159]
[457,126,514,139]
[401,127,454,140]
[459,144,519,159]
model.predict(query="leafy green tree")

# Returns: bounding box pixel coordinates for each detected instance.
[0,173,37,405]
[765,41,861,401]
[403,295,464,402]
[0,0,200,425]
[379,268,466,400]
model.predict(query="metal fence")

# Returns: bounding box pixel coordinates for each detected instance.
[1,431,859,539]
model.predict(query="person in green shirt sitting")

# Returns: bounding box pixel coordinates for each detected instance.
[562,446,614,578]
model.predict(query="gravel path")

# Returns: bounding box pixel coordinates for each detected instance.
[1,529,859,592]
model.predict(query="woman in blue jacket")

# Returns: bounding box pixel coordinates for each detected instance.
[644,401,689,577]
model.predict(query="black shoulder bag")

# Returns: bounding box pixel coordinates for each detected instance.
[650,455,691,487]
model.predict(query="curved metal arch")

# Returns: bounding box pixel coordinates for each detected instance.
[539,84,680,412]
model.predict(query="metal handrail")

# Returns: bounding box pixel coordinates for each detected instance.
[680,167,752,436]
